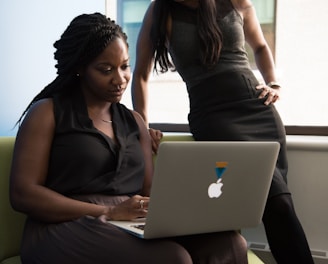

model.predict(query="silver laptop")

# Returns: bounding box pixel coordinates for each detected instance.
[109,141,279,239]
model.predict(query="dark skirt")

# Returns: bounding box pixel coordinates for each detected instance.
[21,195,247,264]
[187,69,290,198]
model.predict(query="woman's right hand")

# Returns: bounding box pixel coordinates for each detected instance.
[104,195,149,221]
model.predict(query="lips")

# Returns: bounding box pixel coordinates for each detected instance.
[108,88,125,98]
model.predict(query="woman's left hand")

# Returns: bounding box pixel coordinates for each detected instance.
[148,128,163,154]
[256,84,281,105]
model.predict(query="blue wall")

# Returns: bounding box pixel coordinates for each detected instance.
[0,0,104,136]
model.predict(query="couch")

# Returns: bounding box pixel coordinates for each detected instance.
[0,137,25,264]
[0,136,264,264]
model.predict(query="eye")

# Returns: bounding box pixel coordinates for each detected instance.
[121,63,131,71]
[101,67,112,74]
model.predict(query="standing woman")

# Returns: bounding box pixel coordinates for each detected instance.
[10,12,248,264]
[132,0,314,263]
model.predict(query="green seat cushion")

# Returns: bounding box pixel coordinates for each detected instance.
[0,256,21,264]
[0,137,26,263]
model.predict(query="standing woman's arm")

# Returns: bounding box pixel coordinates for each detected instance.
[232,0,281,104]
[132,111,154,197]
[132,2,163,153]
[131,2,156,125]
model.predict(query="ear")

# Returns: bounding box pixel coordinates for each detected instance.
[75,66,85,77]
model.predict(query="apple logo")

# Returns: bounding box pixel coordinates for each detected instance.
[207,161,228,199]
[208,178,223,198]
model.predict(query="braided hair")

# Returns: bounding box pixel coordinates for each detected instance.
[17,13,128,124]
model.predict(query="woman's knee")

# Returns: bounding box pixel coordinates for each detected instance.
[205,231,248,264]
[152,241,193,264]
[175,231,248,264]
[234,231,248,252]
[265,193,295,217]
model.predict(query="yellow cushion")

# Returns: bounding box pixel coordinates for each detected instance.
[0,137,26,263]
[0,256,21,264]
[247,250,264,264]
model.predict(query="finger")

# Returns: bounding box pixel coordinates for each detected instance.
[136,198,150,212]
[152,140,159,154]
[256,84,266,90]
[256,83,267,97]
[271,93,279,104]
[155,130,163,140]
[148,128,155,137]
[264,91,277,105]
[151,137,161,154]
[258,89,269,99]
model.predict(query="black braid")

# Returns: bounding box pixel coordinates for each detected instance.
[151,0,223,72]
[17,13,128,125]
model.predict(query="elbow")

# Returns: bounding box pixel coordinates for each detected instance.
[253,44,268,57]
[9,183,29,214]
[10,187,23,213]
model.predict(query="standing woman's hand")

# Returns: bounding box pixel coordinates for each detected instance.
[148,128,163,154]
[256,83,281,105]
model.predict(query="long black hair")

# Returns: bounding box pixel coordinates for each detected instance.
[17,13,128,124]
[151,0,223,73]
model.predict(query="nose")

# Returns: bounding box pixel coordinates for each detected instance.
[112,68,130,86]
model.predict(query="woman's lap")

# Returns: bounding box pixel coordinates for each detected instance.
[21,216,191,264]
[21,214,247,264]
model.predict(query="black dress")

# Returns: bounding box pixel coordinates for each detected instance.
[20,89,247,264]
[169,0,290,198]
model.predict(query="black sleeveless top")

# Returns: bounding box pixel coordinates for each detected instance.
[45,89,145,196]
[169,0,250,87]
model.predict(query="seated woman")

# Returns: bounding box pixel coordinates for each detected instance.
[9,12,247,264]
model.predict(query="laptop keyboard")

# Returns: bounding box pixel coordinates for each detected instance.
[132,224,145,230]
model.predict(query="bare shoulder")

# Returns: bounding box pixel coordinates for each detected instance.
[17,98,55,138]
[25,98,54,120]
[230,0,253,12]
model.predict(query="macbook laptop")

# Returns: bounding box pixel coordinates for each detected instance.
[108,141,279,239]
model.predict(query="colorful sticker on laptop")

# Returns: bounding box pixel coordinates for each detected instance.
[208,161,228,198]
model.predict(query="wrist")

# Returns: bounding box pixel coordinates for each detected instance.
[103,205,114,220]
[267,81,281,89]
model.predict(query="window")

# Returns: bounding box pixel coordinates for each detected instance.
[2,0,325,136]
[115,0,328,135]
[116,0,150,71]
[246,0,276,69]
[121,0,280,126]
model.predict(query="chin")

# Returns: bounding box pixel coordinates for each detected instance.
[110,96,122,103]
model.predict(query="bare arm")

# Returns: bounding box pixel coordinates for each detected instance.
[131,2,163,151]
[131,2,156,125]
[232,0,281,104]
[10,99,149,223]
[234,0,277,82]
[131,110,154,196]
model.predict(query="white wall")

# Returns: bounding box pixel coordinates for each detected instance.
[242,136,328,264]
[275,0,328,126]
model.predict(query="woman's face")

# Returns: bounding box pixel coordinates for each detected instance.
[80,37,131,104]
